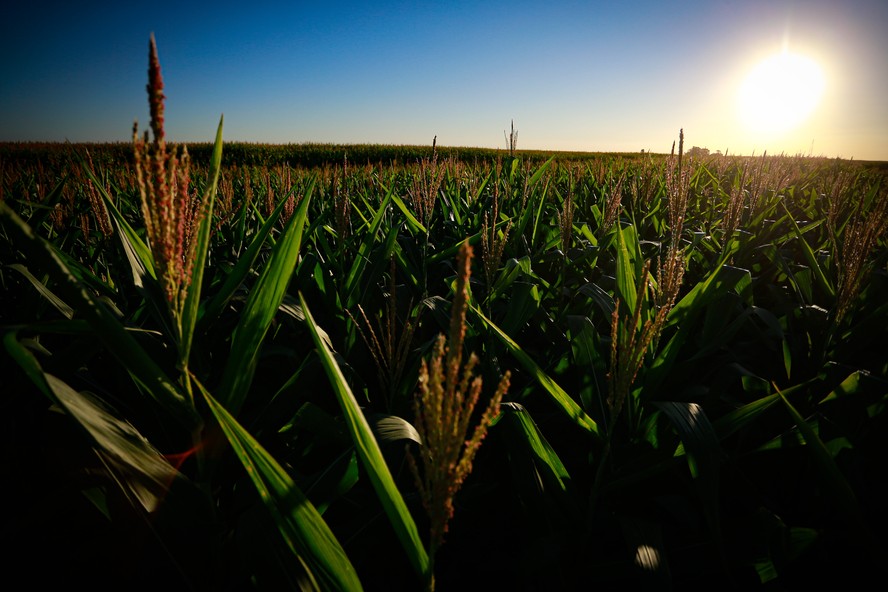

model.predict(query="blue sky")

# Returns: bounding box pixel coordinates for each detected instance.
[2,0,886,160]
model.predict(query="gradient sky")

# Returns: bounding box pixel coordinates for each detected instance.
[2,0,886,160]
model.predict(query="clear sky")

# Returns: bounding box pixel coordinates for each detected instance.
[2,0,886,160]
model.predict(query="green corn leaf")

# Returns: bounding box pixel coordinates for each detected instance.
[390,191,427,235]
[665,254,738,326]
[530,181,550,247]
[655,401,725,563]
[529,156,555,186]
[5,333,180,513]
[513,179,539,241]
[343,185,393,308]
[96,176,182,342]
[472,305,601,439]
[179,115,223,365]
[0,203,197,428]
[94,171,156,281]
[217,187,311,416]
[111,208,155,287]
[308,450,360,515]
[775,384,869,541]
[351,192,375,229]
[578,281,615,319]
[782,203,835,300]
[101,197,178,339]
[437,182,462,226]
[234,193,250,254]
[672,379,818,459]
[818,371,861,404]
[498,282,541,336]
[490,256,534,295]
[647,261,749,393]
[426,231,483,264]
[567,315,607,415]
[389,240,421,293]
[15,173,68,231]
[45,374,181,513]
[55,245,120,299]
[367,413,422,446]
[708,393,780,445]
[199,178,312,327]
[656,402,724,478]
[196,378,363,592]
[4,330,53,398]
[96,172,182,342]
[614,221,637,315]
[6,263,74,319]
[491,402,581,551]
[346,224,399,310]
[299,292,429,581]
[493,402,576,505]
[472,168,493,203]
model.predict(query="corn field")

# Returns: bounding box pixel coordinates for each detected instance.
[2,37,887,590]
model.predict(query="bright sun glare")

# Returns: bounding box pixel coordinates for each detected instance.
[737,52,825,135]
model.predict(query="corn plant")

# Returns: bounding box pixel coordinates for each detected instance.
[407,241,511,590]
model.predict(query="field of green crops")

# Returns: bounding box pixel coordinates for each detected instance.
[2,40,887,591]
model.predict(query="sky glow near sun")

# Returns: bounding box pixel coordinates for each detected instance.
[1,1,886,160]
[737,51,826,136]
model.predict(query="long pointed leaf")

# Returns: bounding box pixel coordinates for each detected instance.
[7,263,74,319]
[299,292,430,581]
[200,176,315,328]
[775,384,865,529]
[1,203,197,428]
[5,333,179,513]
[615,221,637,315]
[493,402,576,505]
[389,191,427,235]
[217,187,312,415]
[343,185,393,308]
[197,378,363,592]
[646,261,749,392]
[655,401,726,572]
[782,203,835,299]
[472,305,601,439]
[89,161,156,281]
[180,115,223,364]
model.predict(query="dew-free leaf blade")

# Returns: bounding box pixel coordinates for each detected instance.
[6,263,74,319]
[5,333,180,513]
[472,305,601,439]
[217,188,311,416]
[782,203,835,300]
[390,191,427,235]
[655,401,725,568]
[197,378,363,592]
[180,114,223,364]
[299,292,429,581]
[493,402,575,502]
[615,221,637,314]
[97,175,156,281]
[776,385,864,529]
[0,203,197,428]
[201,176,313,327]
[343,185,393,308]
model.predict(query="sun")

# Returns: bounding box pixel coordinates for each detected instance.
[737,52,825,134]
